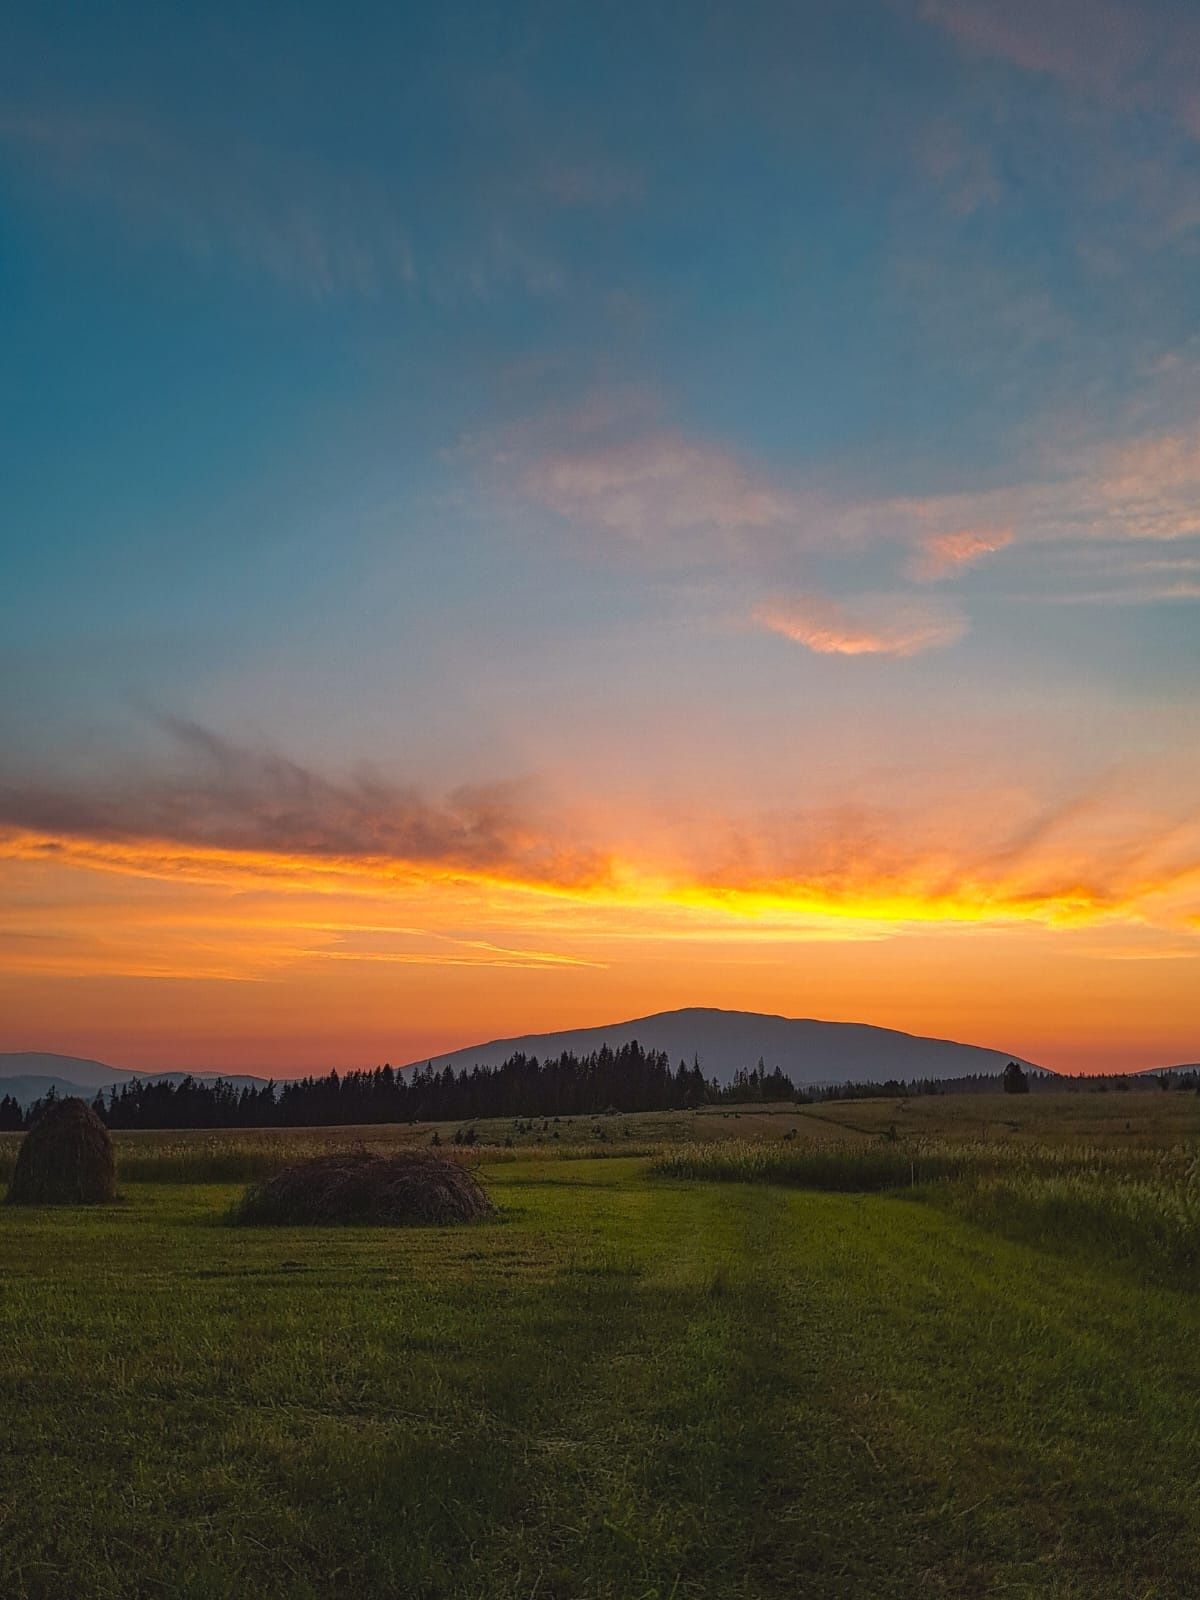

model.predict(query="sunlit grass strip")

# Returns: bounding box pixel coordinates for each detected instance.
[0,1134,666,1186]
[652,1140,971,1191]
[651,1138,1195,1189]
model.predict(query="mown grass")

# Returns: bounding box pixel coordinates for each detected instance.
[4,1099,1200,1595]
[653,1138,1200,1284]
[4,1156,1200,1597]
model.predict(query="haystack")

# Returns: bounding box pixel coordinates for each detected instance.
[6,1097,118,1206]
[231,1150,493,1226]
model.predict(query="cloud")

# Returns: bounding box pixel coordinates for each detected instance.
[2,725,1199,969]
[1,110,420,299]
[1033,579,1200,606]
[499,381,1200,607]
[914,120,1002,215]
[0,719,609,890]
[0,107,573,302]
[885,424,1200,599]
[522,433,797,542]
[753,592,967,657]
[914,0,1200,138]
[917,0,1141,91]
[911,527,1014,580]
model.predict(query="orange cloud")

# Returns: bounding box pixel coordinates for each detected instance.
[911,527,1013,580]
[753,592,966,656]
[4,740,1198,948]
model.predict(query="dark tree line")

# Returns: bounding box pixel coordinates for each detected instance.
[8,1043,726,1131]
[6,1053,1197,1132]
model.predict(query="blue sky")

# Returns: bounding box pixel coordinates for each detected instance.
[2,0,1198,1071]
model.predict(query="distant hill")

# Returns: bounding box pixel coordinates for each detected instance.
[0,1052,140,1090]
[0,1075,124,1106]
[405,1007,1042,1088]
[0,1053,272,1107]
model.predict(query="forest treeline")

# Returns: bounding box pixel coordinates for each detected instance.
[2,1048,1194,1132]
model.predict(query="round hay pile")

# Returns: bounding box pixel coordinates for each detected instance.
[6,1097,117,1206]
[232,1149,493,1226]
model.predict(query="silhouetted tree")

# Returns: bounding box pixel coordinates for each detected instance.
[1002,1060,1029,1095]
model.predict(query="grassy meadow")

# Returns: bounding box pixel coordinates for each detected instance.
[3,1092,1200,1597]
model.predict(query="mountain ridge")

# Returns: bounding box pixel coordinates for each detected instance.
[0,1053,273,1107]
[403,1006,1044,1087]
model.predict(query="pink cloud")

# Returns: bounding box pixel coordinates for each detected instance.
[911,527,1014,580]
[892,422,1200,556]
[915,121,1002,215]
[754,592,967,657]
[522,434,796,540]
[915,0,1200,138]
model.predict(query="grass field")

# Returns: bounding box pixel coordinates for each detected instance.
[3,1093,1200,1598]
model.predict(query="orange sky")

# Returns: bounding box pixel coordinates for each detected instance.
[2,772,1197,1074]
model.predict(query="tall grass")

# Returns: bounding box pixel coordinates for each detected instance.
[654,1140,967,1191]
[0,1132,664,1186]
[652,1138,1192,1190]
[949,1169,1200,1282]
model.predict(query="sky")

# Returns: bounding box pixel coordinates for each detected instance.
[2,0,1199,1076]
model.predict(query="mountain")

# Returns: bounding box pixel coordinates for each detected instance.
[0,1052,140,1090]
[407,1007,1041,1088]
[0,1075,125,1107]
[0,1053,273,1107]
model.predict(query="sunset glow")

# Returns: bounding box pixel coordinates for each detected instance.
[3,1,1198,1076]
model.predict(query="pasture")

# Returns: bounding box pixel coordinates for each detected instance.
[2,1093,1199,1597]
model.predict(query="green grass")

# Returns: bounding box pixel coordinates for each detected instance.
[4,1087,1197,1187]
[4,1144,1200,1597]
[653,1139,1200,1284]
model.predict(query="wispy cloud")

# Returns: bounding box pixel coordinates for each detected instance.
[0,718,609,889]
[917,0,1141,92]
[910,528,1013,580]
[0,106,575,302]
[1,110,419,299]
[521,433,798,543]
[914,0,1200,138]
[753,592,967,657]
[499,385,1200,608]
[914,119,1002,215]
[1032,579,1200,606]
[888,424,1200,596]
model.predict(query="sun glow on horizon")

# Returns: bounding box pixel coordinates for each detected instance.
[2,797,1197,1077]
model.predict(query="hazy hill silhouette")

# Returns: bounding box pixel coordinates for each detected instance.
[405,1007,1041,1087]
[0,1053,271,1107]
[0,1052,138,1090]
